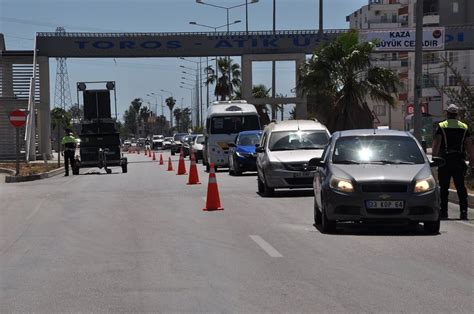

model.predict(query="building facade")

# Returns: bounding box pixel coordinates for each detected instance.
[347,0,474,135]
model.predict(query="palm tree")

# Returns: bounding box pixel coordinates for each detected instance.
[252,84,272,126]
[298,31,401,132]
[165,97,176,129]
[205,57,241,101]
[173,108,182,132]
[139,106,152,135]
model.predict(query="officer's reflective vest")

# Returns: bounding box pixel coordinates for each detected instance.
[61,135,77,151]
[438,119,468,155]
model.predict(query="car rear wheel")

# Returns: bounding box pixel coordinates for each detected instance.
[321,202,336,234]
[423,219,440,235]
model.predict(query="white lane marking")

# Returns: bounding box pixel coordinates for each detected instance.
[249,235,283,258]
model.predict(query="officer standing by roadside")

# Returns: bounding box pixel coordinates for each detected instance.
[432,104,474,220]
[61,128,77,176]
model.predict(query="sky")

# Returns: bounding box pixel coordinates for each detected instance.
[0,0,368,120]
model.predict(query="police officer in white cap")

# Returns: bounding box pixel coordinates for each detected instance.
[432,104,474,220]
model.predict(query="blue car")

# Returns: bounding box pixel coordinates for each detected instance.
[228,130,262,175]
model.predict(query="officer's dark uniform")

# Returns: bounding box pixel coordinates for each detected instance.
[435,119,470,218]
[61,133,77,176]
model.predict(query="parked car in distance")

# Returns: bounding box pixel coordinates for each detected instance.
[228,130,262,175]
[310,129,442,234]
[256,120,330,197]
[182,134,197,158]
[171,133,189,155]
[152,135,164,149]
[163,137,173,150]
[192,134,205,162]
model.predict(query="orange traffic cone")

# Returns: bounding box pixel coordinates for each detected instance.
[167,157,174,171]
[152,151,156,161]
[203,163,223,211]
[176,150,187,175]
[149,149,152,157]
[187,152,201,185]
[137,149,140,155]
[159,154,164,165]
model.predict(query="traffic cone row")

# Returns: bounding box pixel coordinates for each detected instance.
[158,148,223,212]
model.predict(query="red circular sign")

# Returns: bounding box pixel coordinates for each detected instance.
[9,110,27,128]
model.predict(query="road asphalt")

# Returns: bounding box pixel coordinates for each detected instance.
[1,151,473,312]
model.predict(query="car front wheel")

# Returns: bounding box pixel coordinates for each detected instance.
[321,201,336,234]
[424,219,440,235]
[314,198,322,225]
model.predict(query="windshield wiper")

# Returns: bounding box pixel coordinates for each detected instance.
[300,146,326,150]
[369,160,416,165]
[333,160,360,164]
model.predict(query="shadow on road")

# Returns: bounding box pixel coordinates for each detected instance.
[312,222,440,236]
[257,189,314,198]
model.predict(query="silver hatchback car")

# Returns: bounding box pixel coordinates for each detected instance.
[310,129,443,234]
[256,120,330,196]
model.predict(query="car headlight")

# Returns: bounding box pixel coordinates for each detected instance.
[330,177,354,193]
[414,176,436,193]
[236,151,251,158]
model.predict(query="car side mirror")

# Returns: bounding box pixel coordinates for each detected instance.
[228,143,236,148]
[256,145,265,153]
[430,156,445,168]
[308,157,324,170]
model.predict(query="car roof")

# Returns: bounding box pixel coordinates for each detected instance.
[265,120,328,132]
[336,129,412,137]
[239,130,262,135]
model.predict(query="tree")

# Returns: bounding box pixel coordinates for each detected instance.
[67,104,83,122]
[173,108,182,132]
[252,84,272,126]
[166,97,176,129]
[123,107,137,136]
[428,55,474,128]
[51,107,72,131]
[139,106,152,135]
[180,107,192,132]
[298,31,401,132]
[205,57,241,101]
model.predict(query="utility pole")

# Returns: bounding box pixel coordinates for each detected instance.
[271,0,276,120]
[318,0,323,35]
[413,0,423,141]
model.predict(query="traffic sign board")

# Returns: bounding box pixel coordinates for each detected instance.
[9,110,27,128]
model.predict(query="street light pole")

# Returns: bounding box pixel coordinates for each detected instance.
[413,0,424,142]
[271,0,277,120]
[319,0,323,35]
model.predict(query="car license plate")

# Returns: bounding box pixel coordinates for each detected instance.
[294,171,312,178]
[366,200,404,209]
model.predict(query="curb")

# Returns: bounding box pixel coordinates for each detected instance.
[0,168,16,176]
[5,167,64,183]
[448,189,474,205]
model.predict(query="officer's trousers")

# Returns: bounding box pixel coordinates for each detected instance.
[64,150,75,175]
[438,158,468,213]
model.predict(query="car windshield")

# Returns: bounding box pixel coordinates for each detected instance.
[332,136,425,165]
[269,130,329,151]
[238,133,261,146]
[210,115,260,134]
[173,133,187,141]
[196,136,205,144]
[165,137,173,141]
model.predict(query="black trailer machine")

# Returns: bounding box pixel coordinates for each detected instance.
[72,81,127,174]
